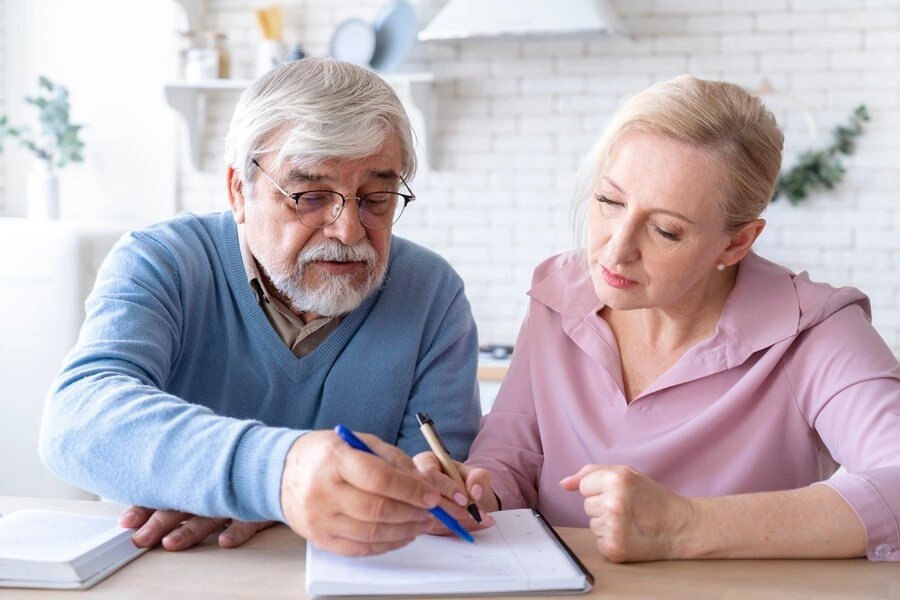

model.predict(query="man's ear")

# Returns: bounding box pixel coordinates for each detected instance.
[718,219,766,268]
[227,166,246,224]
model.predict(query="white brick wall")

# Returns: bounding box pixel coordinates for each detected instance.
[180,0,900,354]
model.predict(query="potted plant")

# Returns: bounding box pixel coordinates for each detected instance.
[0,76,86,219]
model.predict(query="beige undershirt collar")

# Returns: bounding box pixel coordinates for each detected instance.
[237,224,341,357]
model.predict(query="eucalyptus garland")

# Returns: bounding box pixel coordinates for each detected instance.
[772,105,870,204]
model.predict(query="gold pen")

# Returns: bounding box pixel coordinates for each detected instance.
[416,412,483,524]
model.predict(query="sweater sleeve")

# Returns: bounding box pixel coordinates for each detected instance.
[788,303,900,561]
[38,226,300,523]
[386,240,481,460]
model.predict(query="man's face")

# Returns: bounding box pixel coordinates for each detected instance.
[229,135,404,319]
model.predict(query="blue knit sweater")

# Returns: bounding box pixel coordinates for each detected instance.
[40,211,481,522]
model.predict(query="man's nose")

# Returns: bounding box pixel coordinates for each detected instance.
[322,199,366,245]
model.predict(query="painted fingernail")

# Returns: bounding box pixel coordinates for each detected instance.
[220,530,235,544]
[453,492,468,506]
[471,484,483,500]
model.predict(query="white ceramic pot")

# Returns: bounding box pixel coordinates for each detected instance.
[27,161,60,219]
[255,39,288,77]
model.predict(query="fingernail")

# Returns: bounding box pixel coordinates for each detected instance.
[220,530,235,545]
[471,484,483,501]
[132,529,150,545]
[165,530,183,544]
[453,492,468,506]
[121,508,138,524]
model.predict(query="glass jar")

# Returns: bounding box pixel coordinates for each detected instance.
[173,30,201,80]
[202,31,230,79]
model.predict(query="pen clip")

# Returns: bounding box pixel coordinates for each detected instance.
[415,412,449,454]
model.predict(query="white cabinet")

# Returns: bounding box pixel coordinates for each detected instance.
[0,219,128,499]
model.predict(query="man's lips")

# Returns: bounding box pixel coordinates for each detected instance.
[309,260,365,273]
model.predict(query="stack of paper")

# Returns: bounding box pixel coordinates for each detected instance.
[0,509,149,589]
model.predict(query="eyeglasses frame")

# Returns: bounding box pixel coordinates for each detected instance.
[250,159,415,230]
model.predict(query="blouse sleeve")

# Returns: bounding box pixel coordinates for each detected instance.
[788,303,900,561]
[465,307,544,510]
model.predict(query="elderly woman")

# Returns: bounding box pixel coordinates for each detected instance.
[420,75,900,562]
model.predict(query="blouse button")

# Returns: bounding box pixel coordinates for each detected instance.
[873,543,893,560]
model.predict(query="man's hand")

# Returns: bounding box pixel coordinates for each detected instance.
[560,464,695,563]
[413,451,496,534]
[120,506,274,551]
[280,430,445,557]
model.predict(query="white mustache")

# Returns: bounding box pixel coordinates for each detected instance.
[298,240,377,265]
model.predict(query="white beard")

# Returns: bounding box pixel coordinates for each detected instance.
[265,239,386,317]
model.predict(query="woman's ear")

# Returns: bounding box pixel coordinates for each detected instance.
[719,219,766,267]
[227,166,246,224]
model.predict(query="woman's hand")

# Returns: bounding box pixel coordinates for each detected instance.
[560,464,695,563]
[413,452,497,533]
[120,506,275,551]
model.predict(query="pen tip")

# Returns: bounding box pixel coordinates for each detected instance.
[467,504,482,524]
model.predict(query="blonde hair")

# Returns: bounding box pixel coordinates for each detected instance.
[573,75,783,249]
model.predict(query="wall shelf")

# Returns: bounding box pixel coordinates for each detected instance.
[164,72,436,171]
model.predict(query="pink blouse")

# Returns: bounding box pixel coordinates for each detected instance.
[467,251,900,561]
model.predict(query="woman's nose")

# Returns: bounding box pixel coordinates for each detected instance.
[605,221,640,266]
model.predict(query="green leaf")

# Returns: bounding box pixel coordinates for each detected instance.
[772,105,868,204]
[0,75,86,168]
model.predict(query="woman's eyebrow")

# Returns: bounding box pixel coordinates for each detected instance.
[599,175,695,224]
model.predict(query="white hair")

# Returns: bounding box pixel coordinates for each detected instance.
[224,57,417,191]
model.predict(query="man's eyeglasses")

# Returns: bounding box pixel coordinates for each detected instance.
[251,159,415,230]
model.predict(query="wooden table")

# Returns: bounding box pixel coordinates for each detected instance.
[2,496,897,599]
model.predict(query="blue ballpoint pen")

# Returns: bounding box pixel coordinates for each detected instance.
[334,424,475,544]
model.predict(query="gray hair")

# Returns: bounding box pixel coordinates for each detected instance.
[573,75,784,250]
[224,57,417,190]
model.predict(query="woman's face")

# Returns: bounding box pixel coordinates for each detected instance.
[587,130,735,314]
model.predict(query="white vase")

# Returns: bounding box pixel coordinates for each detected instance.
[255,39,288,77]
[27,161,60,220]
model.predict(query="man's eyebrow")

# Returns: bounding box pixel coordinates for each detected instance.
[283,169,322,182]
[284,168,400,183]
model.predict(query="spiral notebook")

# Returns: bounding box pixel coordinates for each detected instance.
[306,508,594,597]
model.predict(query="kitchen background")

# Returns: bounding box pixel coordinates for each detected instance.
[0,0,898,497]
[2,0,899,352]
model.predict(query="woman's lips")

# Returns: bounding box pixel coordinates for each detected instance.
[600,265,638,289]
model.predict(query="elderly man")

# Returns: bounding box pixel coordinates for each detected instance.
[40,58,481,557]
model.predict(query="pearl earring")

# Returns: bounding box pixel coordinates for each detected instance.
[717,263,725,271]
